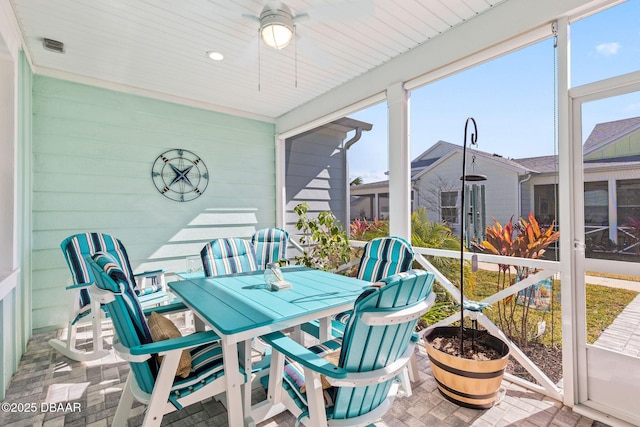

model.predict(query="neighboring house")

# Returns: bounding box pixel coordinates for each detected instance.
[285,117,373,240]
[350,140,533,238]
[520,117,640,252]
[350,180,390,221]
[411,141,531,237]
[350,117,640,251]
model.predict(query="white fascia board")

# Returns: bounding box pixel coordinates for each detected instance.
[412,141,456,163]
[276,0,608,136]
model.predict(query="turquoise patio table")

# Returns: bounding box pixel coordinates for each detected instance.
[168,266,370,426]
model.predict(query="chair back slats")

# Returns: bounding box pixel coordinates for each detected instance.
[61,233,135,310]
[251,228,289,269]
[333,270,434,420]
[200,238,258,277]
[356,237,415,282]
[87,252,157,394]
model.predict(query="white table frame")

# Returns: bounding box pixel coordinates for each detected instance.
[169,268,367,427]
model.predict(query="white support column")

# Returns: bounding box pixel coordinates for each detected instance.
[275,134,286,228]
[386,83,411,239]
[557,17,580,408]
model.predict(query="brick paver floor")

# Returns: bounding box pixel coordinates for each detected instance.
[0,315,608,427]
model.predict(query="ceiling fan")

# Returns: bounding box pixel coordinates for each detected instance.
[241,1,374,51]
[213,0,373,89]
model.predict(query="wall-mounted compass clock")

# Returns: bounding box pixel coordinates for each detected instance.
[151,149,209,202]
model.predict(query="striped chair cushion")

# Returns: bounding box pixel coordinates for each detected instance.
[356,236,415,282]
[91,253,230,403]
[200,238,258,277]
[91,252,153,346]
[330,237,415,331]
[61,233,136,312]
[169,341,226,403]
[61,233,164,321]
[262,338,342,412]
[135,284,163,297]
[91,251,159,393]
[251,228,289,269]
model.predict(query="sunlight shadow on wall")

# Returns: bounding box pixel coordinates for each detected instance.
[137,207,259,275]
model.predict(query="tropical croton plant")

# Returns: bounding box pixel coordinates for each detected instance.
[478,213,560,346]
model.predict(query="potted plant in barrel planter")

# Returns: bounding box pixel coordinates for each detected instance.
[423,118,510,409]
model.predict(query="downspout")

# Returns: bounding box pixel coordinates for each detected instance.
[344,127,364,232]
[518,173,532,218]
[344,127,363,150]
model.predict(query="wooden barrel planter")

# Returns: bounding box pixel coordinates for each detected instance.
[424,326,510,409]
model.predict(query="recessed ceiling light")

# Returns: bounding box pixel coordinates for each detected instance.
[206,51,224,61]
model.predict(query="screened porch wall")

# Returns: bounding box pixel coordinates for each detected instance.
[30,76,276,331]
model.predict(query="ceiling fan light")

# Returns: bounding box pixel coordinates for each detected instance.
[259,8,294,50]
[261,23,293,49]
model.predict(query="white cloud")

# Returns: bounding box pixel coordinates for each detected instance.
[595,42,621,56]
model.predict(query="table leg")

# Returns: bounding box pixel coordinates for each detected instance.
[194,315,206,332]
[319,317,332,342]
[290,325,303,344]
[222,338,244,427]
[238,340,254,426]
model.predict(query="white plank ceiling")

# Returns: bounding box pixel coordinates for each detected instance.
[10,0,506,120]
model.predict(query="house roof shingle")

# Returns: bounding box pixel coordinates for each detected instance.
[512,155,557,173]
[583,116,640,152]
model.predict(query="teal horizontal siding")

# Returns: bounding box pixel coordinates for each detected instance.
[31,76,276,331]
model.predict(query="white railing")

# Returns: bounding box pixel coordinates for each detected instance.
[289,237,564,399]
[412,246,562,400]
[585,225,640,254]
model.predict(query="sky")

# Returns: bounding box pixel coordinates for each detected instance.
[347,0,640,184]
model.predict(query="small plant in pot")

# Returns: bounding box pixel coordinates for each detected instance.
[423,118,510,409]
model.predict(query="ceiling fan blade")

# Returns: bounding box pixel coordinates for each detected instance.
[265,0,284,11]
[241,13,260,22]
[292,13,309,24]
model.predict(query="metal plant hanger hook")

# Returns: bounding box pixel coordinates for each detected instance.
[461,118,487,182]
[466,117,478,147]
[459,117,487,354]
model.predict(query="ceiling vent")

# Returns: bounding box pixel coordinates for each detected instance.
[43,38,65,53]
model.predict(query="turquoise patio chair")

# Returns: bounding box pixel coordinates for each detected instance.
[200,237,259,277]
[301,236,417,395]
[261,270,435,427]
[87,252,234,427]
[251,227,289,269]
[50,232,172,361]
[355,236,415,282]
[303,236,415,337]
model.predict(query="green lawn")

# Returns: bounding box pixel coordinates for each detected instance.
[585,271,640,282]
[426,269,639,347]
